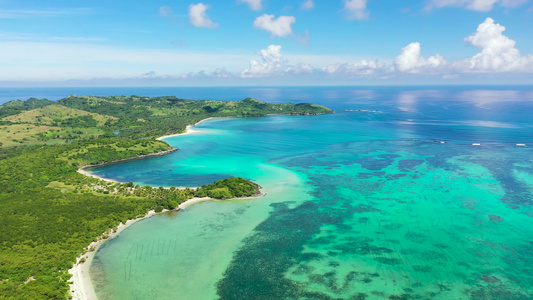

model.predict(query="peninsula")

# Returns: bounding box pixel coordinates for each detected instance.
[0,96,333,299]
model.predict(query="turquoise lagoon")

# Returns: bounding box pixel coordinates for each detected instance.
[88,87,533,299]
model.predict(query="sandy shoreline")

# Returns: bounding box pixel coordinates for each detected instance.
[76,117,207,182]
[156,124,197,140]
[77,168,119,183]
[156,117,228,141]
[69,117,229,300]
[68,196,213,300]
[77,147,180,182]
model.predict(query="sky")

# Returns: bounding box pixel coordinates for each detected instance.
[1,0,533,86]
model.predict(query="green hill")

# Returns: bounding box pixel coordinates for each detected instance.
[58,95,333,139]
[0,98,54,119]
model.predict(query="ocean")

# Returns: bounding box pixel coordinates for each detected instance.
[6,86,533,299]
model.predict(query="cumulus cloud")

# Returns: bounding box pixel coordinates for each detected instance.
[323,60,386,75]
[253,14,296,37]
[394,18,533,74]
[241,45,287,77]
[344,0,369,19]
[301,0,315,9]
[189,3,218,29]
[395,42,448,73]
[455,17,533,72]
[6,18,532,84]
[239,0,263,11]
[426,0,528,11]
[159,6,174,17]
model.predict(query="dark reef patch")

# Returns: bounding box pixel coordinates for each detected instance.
[355,157,394,171]
[398,159,424,172]
[489,215,504,223]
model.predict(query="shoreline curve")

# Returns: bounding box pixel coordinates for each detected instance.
[68,117,251,300]
[68,196,213,300]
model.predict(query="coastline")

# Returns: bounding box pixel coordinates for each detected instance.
[156,117,225,140]
[77,148,180,180]
[77,168,119,183]
[69,116,251,300]
[156,124,197,141]
[77,116,219,182]
[68,197,212,300]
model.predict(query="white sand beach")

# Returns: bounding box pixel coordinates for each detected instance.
[156,117,213,140]
[68,197,212,300]
[77,168,119,183]
[156,124,197,140]
[156,117,229,141]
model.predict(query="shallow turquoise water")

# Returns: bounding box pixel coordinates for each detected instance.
[90,88,533,299]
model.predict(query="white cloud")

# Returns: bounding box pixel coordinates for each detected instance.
[213,68,233,78]
[159,6,174,17]
[239,0,263,11]
[4,18,533,84]
[455,17,533,72]
[426,0,528,11]
[394,18,533,74]
[189,3,218,29]
[344,0,369,19]
[286,63,314,74]
[241,45,286,77]
[323,60,386,75]
[301,0,315,9]
[253,14,296,37]
[395,42,448,73]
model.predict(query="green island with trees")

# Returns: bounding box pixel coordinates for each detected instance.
[0,95,333,299]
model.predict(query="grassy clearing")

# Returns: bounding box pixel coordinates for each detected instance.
[47,181,77,193]
[2,105,116,126]
[0,124,61,146]
[0,125,107,147]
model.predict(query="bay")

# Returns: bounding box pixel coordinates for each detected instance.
[56,86,533,299]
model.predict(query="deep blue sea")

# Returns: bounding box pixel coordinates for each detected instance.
[5,86,533,299]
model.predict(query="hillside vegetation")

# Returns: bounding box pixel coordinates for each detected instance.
[0,98,54,119]
[0,95,332,299]
[2,105,116,127]
[0,96,332,146]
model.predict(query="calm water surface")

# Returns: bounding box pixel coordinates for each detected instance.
[83,87,533,299]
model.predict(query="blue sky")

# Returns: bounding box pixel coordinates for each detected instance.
[1,0,533,86]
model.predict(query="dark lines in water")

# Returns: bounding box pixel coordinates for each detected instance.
[216,140,533,300]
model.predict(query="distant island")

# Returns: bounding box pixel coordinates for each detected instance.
[0,96,333,299]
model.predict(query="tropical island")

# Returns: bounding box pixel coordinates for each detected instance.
[0,95,333,299]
